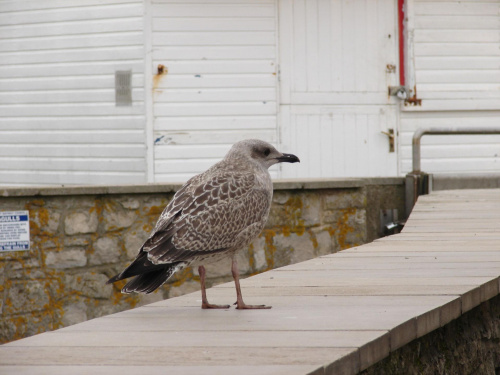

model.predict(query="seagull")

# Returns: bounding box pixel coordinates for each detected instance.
[108,139,299,309]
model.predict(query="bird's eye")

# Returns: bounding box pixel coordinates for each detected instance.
[264,148,270,157]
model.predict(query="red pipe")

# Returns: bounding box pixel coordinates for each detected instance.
[398,0,405,86]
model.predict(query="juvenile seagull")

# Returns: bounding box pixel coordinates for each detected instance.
[108,139,299,309]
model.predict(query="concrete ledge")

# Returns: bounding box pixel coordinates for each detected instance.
[1,188,499,374]
[0,177,404,198]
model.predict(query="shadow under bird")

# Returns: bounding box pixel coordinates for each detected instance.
[108,139,299,309]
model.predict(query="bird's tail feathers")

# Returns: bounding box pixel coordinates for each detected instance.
[121,262,185,294]
[107,251,164,285]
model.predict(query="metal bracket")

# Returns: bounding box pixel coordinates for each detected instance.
[381,129,395,153]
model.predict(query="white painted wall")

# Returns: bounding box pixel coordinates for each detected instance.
[1,0,498,185]
[149,0,279,183]
[279,0,400,178]
[0,0,147,186]
[400,0,500,175]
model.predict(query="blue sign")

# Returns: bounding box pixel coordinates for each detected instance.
[0,211,30,252]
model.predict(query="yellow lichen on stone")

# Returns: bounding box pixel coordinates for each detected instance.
[283,196,305,236]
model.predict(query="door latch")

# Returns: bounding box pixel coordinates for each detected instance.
[381,129,395,153]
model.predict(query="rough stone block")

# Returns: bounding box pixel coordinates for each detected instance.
[137,292,165,307]
[103,206,137,231]
[64,211,98,235]
[251,236,268,271]
[314,230,336,256]
[118,197,140,210]
[64,236,91,247]
[301,194,321,226]
[5,280,51,315]
[89,237,121,265]
[124,230,149,259]
[66,272,113,299]
[168,280,200,299]
[324,189,366,210]
[273,232,316,266]
[61,300,88,327]
[31,209,60,235]
[45,248,87,269]
[8,258,44,279]
[272,191,291,205]
[142,196,169,217]
[200,251,250,279]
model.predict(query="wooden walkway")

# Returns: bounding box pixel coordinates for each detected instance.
[1,189,500,375]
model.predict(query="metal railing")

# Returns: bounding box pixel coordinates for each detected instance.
[406,127,500,216]
[412,127,500,174]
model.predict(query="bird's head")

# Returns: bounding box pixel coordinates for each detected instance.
[227,139,300,170]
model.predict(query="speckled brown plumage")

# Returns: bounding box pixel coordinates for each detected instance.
[107,139,299,309]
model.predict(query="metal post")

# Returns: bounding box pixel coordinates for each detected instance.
[407,127,500,217]
[412,127,500,174]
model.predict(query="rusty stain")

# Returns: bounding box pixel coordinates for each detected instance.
[405,85,422,106]
[153,64,168,91]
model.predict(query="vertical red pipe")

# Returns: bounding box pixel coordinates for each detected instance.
[398,0,405,86]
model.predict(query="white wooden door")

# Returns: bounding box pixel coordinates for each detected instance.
[278,0,400,178]
[149,0,279,183]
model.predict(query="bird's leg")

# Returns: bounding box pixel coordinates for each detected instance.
[198,265,230,309]
[231,257,271,309]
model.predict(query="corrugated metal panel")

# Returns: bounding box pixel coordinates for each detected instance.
[150,0,279,183]
[280,0,398,104]
[282,105,398,178]
[399,0,500,175]
[279,0,399,178]
[408,0,500,111]
[0,0,146,186]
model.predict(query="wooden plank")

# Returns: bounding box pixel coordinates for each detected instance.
[0,31,143,52]
[154,102,276,117]
[154,88,276,103]
[0,346,354,366]
[0,366,320,375]
[416,57,500,71]
[415,15,499,29]
[415,30,500,43]
[155,75,275,89]
[0,144,145,158]
[415,2,499,16]
[0,18,143,40]
[153,18,275,32]
[152,31,275,46]
[0,188,499,374]
[0,3,142,26]
[152,4,275,17]
[157,60,276,74]
[153,46,276,60]
[0,61,144,79]
[0,46,145,66]
[0,75,144,91]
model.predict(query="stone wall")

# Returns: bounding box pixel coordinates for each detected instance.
[361,294,500,375]
[0,178,404,343]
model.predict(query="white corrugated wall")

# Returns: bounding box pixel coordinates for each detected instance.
[279,0,400,178]
[149,0,279,183]
[400,0,500,175]
[0,0,147,186]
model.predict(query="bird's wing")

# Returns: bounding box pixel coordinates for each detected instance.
[143,169,271,265]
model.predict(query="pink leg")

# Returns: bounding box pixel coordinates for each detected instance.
[231,258,271,310]
[198,265,230,309]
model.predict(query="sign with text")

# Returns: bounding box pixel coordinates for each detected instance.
[0,211,30,252]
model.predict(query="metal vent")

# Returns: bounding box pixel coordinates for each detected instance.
[115,70,132,106]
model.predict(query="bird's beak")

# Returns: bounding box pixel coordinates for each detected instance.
[276,153,300,163]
